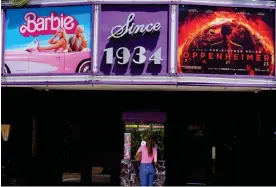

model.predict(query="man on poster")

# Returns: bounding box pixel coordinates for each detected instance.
[68,25,88,52]
[211,24,243,51]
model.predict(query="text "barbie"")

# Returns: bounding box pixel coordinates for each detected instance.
[19,12,79,37]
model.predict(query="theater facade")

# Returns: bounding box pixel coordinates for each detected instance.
[1,0,276,186]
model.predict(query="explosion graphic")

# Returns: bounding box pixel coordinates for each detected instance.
[178,9,275,75]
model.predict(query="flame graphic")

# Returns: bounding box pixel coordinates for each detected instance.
[178,11,275,74]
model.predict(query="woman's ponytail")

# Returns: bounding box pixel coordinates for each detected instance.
[146,134,155,157]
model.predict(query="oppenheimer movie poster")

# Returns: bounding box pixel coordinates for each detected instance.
[178,5,275,76]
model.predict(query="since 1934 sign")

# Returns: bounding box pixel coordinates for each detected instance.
[98,5,169,76]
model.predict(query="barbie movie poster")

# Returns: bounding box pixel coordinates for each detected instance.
[124,133,131,160]
[4,5,92,74]
[178,5,275,76]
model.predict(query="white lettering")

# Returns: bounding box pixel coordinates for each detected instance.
[19,12,77,36]
[20,12,37,33]
[63,16,74,30]
[149,47,163,64]
[104,46,163,65]
[133,46,147,64]
[107,13,161,39]
[116,47,131,65]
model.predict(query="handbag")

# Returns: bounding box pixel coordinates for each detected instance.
[135,151,142,162]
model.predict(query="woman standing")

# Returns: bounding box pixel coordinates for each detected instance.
[135,135,157,186]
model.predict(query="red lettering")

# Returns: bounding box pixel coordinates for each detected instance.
[208,53,213,60]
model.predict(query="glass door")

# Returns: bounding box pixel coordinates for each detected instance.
[186,124,211,186]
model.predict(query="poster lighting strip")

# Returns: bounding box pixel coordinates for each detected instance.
[170,5,177,74]
[2,0,275,6]
[2,75,276,87]
[92,5,99,73]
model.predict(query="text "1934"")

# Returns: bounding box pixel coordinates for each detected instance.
[104,46,163,65]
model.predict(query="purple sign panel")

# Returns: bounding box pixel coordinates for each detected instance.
[98,5,169,76]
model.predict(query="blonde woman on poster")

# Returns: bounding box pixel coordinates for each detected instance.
[38,27,69,52]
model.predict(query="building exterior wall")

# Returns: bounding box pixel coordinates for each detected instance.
[1,0,276,88]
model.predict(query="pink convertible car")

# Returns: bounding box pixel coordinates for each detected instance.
[4,39,91,74]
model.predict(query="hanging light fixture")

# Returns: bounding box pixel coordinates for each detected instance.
[2,124,11,142]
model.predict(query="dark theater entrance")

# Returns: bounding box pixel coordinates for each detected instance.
[2,87,276,186]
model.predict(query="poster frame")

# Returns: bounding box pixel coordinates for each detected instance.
[2,2,95,77]
[1,1,275,85]
[95,3,171,76]
[177,2,276,78]
[1,9,6,75]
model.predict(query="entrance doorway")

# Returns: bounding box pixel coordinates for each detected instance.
[165,108,261,186]
[3,88,271,186]
[164,112,214,186]
[59,92,124,186]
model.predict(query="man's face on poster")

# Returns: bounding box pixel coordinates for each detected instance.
[75,27,83,37]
